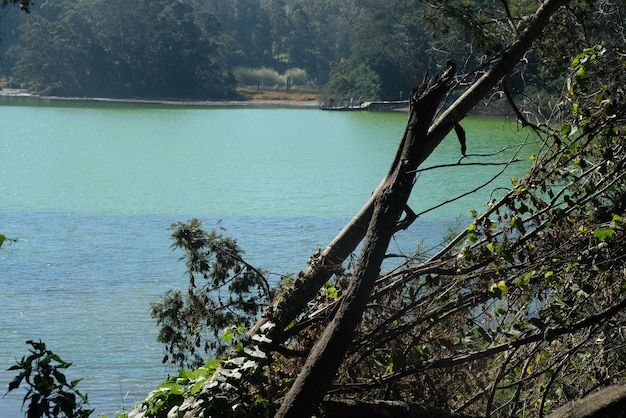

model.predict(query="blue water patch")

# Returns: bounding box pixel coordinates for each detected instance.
[0,210,451,416]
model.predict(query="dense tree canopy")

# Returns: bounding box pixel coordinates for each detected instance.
[4,0,237,98]
[5,0,614,101]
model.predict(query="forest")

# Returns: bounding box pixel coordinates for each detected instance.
[0,0,598,102]
[0,0,352,99]
[3,0,626,417]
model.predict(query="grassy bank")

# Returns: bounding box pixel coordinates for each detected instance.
[236,87,321,102]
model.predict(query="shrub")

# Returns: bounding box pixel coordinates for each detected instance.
[233,67,309,88]
[6,340,93,418]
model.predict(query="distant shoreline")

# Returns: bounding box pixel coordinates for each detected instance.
[0,88,514,116]
[0,88,321,108]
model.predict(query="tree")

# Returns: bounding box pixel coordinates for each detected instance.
[347,0,431,99]
[0,0,31,64]
[276,60,458,418]
[203,0,273,68]
[285,0,355,84]
[265,0,288,62]
[284,4,318,81]
[326,59,382,100]
[133,1,626,417]
[150,220,273,370]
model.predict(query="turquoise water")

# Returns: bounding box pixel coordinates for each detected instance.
[0,98,532,416]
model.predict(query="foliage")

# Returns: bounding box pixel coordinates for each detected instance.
[5,340,93,418]
[233,66,309,88]
[141,360,220,418]
[7,0,237,99]
[4,0,603,102]
[0,233,17,247]
[325,60,382,101]
[139,21,626,418]
[150,219,273,369]
[1,0,356,93]
[141,318,282,418]
[308,43,626,416]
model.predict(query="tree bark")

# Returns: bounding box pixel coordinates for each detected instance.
[547,384,626,418]
[320,399,480,418]
[275,65,457,418]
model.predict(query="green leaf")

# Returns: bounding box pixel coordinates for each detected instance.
[190,380,203,395]
[7,375,24,392]
[593,227,614,242]
[511,216,526,234]
[467,224,478,243]
[221,328,234,343]
[494,308,506,316]
[489,280,509,298]
[496,246,514,263]
[561,123,572,136]
[243,345,266,359]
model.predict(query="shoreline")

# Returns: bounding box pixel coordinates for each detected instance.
[0,88,513,117]
[0,88,321,108]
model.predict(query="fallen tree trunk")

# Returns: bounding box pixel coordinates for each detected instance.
[247,0,570,350]
[273,2,571,417]
[275,65,457,418]
[547,384,626,418]
[320,399,479,418]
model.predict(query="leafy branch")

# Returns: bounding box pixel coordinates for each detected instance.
[5,340,93,418]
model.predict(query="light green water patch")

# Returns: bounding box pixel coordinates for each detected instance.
[1,102,532,220]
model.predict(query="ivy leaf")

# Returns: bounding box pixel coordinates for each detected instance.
[251,334,272,344]
[593,227,614,242]
[243,345,266,359]
[221,328,234,343]
[220,368,243,380]
[489,280,508,298]
[511,217,526,234]
[467,224,478,243]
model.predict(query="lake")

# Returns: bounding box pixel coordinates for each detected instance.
[0,97,532,417]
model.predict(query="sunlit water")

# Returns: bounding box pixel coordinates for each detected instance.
[0,97,532,417]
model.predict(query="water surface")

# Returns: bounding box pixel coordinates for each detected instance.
[0,99,532,416]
